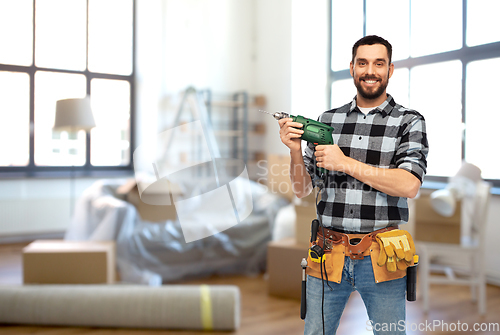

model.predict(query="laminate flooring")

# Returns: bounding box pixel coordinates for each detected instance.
[1,243,499,335]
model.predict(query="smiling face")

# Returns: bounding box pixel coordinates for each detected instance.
[350,44,394,107]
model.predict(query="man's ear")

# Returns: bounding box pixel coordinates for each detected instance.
[388,62,394,79]
[350,61,354,77]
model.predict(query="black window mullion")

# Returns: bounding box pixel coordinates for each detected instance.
[362,0,366,37]
[327,0,333,109]
[29,0,36,169]
[85,0,91,168]
[86,0,89,73]
[29,68,35,170]
[461,0,467,163]
[129,0,137,166]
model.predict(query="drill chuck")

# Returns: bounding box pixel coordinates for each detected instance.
[259,110,290,120]
[271,111,290,120]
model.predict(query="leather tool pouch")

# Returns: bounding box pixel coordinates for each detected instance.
[370,241,408,283]
[306,243,345,284]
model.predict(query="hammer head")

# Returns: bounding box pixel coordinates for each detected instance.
[301,257,308,269]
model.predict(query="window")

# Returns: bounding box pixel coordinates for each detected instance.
[465,58,500,180]
[409,61,463,177]
[0,0,134,173]
[329,0,500,185]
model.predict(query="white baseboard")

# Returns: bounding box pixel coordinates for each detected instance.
[0,231,65,244]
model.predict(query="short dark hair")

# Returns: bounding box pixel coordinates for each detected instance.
[352,35,392,64]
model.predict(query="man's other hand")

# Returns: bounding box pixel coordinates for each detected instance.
[314,144,347,172]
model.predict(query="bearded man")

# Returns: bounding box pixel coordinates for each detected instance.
[279,35,429,335]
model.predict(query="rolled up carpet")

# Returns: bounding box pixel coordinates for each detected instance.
[0,284,240,331]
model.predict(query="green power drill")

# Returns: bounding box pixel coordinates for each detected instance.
[261,110,334,174]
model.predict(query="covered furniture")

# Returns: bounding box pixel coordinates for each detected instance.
[65,179,287,285]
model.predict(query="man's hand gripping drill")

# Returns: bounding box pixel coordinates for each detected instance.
[263,110,335,174]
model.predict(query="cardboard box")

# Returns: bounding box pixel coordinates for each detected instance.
[23,240,116,284]
[253,95,267,107]
[267,238,309,300]
[117,178,182,222]
[267,154,295,202]
[294,191,317,246]
[413,193,461,244]
[266,155,318,245]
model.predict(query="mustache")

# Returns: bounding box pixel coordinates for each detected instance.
[360,76,381,81]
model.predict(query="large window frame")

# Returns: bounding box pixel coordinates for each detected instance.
[328,0,500,187]
[0,0,136,176]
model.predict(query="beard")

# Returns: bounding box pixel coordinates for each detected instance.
[354,74,389,101]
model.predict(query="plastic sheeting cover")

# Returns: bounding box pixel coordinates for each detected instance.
[65,179,288,285]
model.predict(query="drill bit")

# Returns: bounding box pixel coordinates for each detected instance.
[259,109,272,116]
[259,110,290,120]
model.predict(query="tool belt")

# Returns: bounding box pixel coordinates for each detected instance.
[306,226,413,284]
[315,226,397,260]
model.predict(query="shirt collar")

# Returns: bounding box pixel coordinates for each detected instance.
[348,94,396,117]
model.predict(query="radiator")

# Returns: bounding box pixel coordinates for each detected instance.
[0,198,70,237]
[0,178,105,240]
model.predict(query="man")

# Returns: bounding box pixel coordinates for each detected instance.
[279,35,428,334]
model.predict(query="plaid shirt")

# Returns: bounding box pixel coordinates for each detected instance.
[303,94,429,233]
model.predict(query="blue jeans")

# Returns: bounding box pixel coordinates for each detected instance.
[304,256,406,335]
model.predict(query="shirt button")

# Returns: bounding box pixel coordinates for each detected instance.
[359,136,362,140]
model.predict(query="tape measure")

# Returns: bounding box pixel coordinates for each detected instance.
[308,245,325,263]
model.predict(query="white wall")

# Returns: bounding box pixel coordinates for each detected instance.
[255,0,330,155]
[135,0,307,157]
[134,0,330,160]
[0,177,114,240]
[136,0,257,113]
[254,0,292,156]
[135,0,260,176]
[160,0,255,93]
[291,0,329,119]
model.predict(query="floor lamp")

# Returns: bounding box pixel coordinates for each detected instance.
[53,96,96,217]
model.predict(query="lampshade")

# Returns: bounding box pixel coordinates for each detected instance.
[451,162,482,187]
[430,188,456,217]
[53,97,96,131]
[455,162,482,181]
[430,162,482,217]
